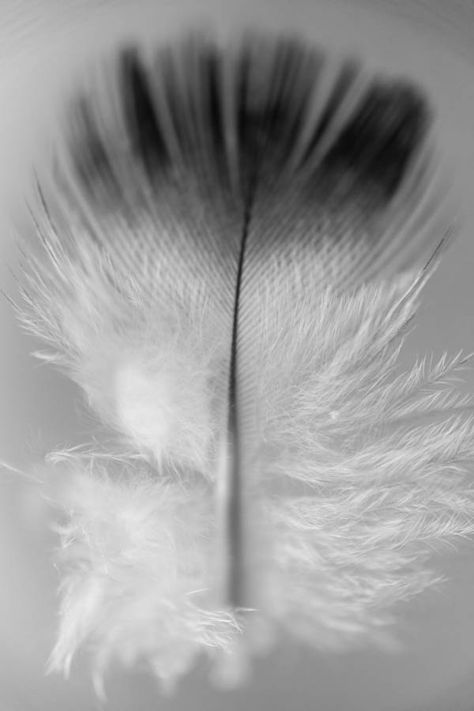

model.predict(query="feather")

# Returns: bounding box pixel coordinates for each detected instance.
[13,31,474,692]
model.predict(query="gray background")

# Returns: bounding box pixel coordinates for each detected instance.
[1,1,474,709]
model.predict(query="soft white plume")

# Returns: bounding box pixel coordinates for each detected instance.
[45,454,242,694]
[19,225,227,474]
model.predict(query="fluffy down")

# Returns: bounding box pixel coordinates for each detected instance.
[45,455,242,694]
[18,223,228,475]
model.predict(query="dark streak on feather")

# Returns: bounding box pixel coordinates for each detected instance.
[303,59,361,167]
[120,49,170,177]
[320,82,430,198]
[202,48,227,182]
[71,98,121,199]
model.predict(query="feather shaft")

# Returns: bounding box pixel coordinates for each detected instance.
[225,200,252,608]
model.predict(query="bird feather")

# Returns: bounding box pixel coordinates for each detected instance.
[13,31,474,692]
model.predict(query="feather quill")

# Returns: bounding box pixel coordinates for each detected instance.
[13,32,474,691]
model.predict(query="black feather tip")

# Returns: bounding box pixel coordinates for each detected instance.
[68,33,433,212]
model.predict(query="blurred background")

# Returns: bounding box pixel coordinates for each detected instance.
[1,1,474,709]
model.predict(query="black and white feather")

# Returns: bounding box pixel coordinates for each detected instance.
[14,32,474,692]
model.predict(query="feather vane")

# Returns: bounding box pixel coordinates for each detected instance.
[13,32,474,691]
